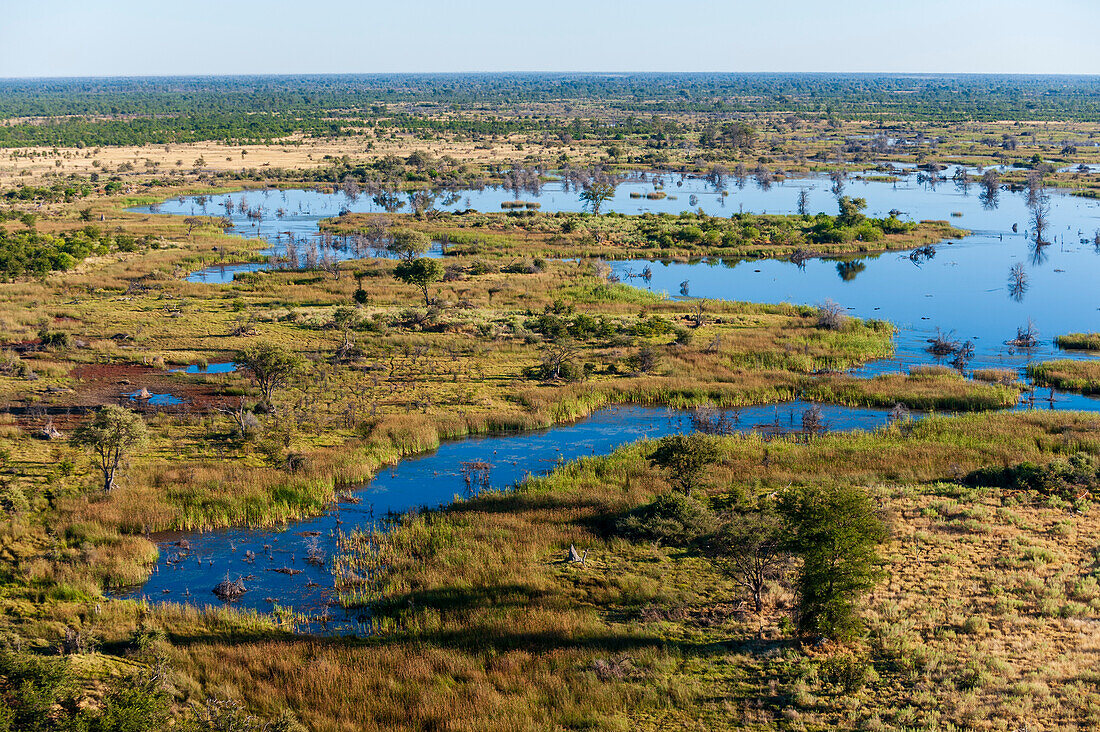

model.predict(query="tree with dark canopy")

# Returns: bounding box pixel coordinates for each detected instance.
[779,483,887,641]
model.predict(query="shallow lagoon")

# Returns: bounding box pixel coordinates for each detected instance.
[140,169,1100,380]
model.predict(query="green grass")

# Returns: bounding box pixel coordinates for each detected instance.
[285,409,1100,731]
[3,112,1099,729]
[1028,359,1100,395]
[1055,333,1100,351]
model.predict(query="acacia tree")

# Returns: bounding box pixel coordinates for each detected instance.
[237,342,302,405]
[70,405,147,492]
[779,483,887,641]
[721,121,757,152]
[387,229,429,260]
[535,341,580,381]
[705,508,788,612]
[330,306,362,362]
[394,257,444,306]
[647,433,720,494]
[580,181,616,215]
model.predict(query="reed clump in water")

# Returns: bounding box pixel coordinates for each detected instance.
[1027,360,1100,395]
[972,368,1022,387]
[1055,332,1100,351]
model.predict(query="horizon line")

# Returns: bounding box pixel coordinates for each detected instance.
[3,70,1100,83]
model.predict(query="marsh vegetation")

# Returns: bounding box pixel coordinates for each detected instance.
[2,73,1100,730]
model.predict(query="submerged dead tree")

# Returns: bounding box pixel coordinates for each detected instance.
[980,169,1001,209]
[1006,319,1040,349]
[1008,262,1029,302]
[460,460,493,496]
[1030,195,1052,245]
[797,188,810,216]
[927,329,962,357]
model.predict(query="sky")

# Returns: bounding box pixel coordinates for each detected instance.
[2,0,1099,78]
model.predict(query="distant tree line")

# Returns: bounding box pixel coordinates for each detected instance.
[2,73,1099,148]
[2,74,1099,122]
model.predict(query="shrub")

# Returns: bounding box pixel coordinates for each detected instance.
[625,344,661,373]
[647,433,720,493]
[616,492,716,547]
[816,300,848,331]
[37,328,72,351]
[0,650,72,731]
[964,453,1100,500]
[961,615,989,635]
[0,351,29,378]
[819,653,873,694]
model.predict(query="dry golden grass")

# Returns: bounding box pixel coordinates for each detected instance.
[48,410,1088,731]
[0,131,580,190]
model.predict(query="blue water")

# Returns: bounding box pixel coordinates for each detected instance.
[120,402,895,630]
[610,233,1100,372]
[128,392,184,406]
[140,170,1100,396]
[137,168,1100,249]
[170,362,239,374]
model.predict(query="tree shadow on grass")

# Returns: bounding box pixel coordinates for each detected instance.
[444,489,623,520]
[164,618,749,659]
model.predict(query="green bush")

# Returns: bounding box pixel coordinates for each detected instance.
[819,652,874,693]
[616,492,716,547]
[964,453,1100,500]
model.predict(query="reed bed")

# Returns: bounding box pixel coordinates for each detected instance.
[1028,359,1100,395]
[1055,332,1100,351]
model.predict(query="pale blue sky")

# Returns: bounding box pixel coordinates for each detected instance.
[2,0,1098,78]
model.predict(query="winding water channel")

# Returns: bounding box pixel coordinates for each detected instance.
[120,403,894,632]
[124,168,1100,625]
